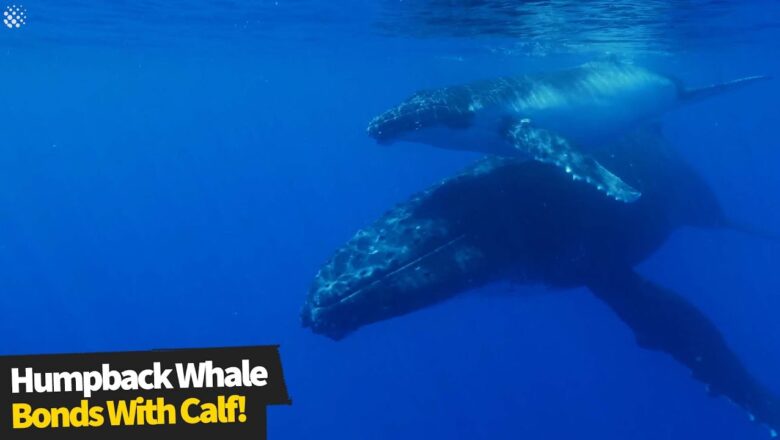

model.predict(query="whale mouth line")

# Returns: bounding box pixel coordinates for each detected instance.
[327,234,467,309]
[303,233,468,339]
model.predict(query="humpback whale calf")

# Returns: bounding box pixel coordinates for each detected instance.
[367,60,768,202]
[302,128,780,435]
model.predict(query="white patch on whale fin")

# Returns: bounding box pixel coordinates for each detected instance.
[505,120,641,203]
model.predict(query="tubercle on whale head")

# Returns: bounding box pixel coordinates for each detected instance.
[366,113,398,145]
[299,205,489,340]
[300,303,351,341]
[366,87,474,146]
[366,101,430,146]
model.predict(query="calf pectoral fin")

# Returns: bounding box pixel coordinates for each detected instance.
[506,121,641,203]
[587,269,780,436]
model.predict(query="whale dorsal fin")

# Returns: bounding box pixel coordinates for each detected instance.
[680,75,771,103]
[505,120,641,203]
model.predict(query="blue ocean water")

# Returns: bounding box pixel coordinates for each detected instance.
[1,1,780,438]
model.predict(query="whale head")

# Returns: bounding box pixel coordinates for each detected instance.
[367,87,475,146]
[300,158,528,340]
[299,195,493,340]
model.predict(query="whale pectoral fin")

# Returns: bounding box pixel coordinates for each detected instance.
[505,121,641,203]
[587,268,780,436]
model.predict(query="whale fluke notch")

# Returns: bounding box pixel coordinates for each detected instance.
[587,268,780,434]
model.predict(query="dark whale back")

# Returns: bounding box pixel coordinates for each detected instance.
[412,126,724,285]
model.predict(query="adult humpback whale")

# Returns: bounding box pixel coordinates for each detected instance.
[302,128,780,435]
[367,60,768,202]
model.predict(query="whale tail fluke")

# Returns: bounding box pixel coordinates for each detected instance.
[680,75,772,103]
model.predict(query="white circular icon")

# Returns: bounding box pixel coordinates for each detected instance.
[3,5,26,29]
